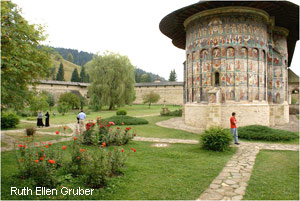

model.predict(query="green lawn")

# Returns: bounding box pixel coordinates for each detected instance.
[244,150,299,200]
[1,141,236,200]
[21,105,181,125]
[2,122,36,130]
[40,126,73,134]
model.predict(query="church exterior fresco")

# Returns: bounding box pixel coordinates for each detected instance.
[184,8,288,108]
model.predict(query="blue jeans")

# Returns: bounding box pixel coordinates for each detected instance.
[231,128,239,143]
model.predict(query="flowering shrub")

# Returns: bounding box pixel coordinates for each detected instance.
[83,146,133,188]
[13,127,137,189]
[82,118,135,146]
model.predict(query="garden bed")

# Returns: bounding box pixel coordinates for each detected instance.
[1,141,236,200]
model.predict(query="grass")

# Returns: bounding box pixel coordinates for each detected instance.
[129,116,201,140]
[1,141,237,200]
[244,150,299,200]
[2,122,36,130]
[40,126,73,134]
[21,105,181,125]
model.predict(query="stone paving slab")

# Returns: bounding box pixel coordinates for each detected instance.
[133,136,199,144]
[197,142,299,200]
[156,117,204,134]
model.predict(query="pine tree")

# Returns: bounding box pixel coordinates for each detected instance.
[80,65,88,82]
[56,62,65,81]
[71,68,80,82]
[168,69,177,81]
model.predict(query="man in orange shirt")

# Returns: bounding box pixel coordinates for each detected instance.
[230,112,240,145]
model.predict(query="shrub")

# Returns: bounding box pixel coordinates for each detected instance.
[58,92,80,110]
[26,117,36,121]
[1,112,20,129]
[200,127,233,151]
[161,108,182,116]
[82,119,135,146]
[17,110,31,117]
[103,115,148,125]
[116,109,127,116]
[57,101,69,115]
[238,125,298,141]
[26,127,36,136]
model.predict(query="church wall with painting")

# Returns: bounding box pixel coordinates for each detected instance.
[160,2,299,129]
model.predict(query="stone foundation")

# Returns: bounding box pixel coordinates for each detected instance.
[184,102,289,129]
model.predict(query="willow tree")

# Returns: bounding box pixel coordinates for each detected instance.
[87,52,136,110]
[1,1,52,110]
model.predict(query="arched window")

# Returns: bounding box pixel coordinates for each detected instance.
[215,72,220,86]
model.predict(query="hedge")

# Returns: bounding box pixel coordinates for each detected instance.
[103,115,148,125]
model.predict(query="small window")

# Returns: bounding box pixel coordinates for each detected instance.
[215,72,220,86]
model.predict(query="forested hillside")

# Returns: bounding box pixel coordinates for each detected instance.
[51,47,165,83]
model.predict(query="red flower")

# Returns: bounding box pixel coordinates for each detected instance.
[100,125,104,128]
[62,146,66,150]
[18,144,23,147]
[43,154,46,157]
[41,149,44,152]
[80,149,85,152]
[45,145,49,148]
[56,131,59,135]
[35,160,39,163]
[92,123,95,126]
[74,137,78,140]
[131,148,134,151]
[134,133,136,136]
[64,126,67,130]
[121,149,124,152]
[109,122,115,125]
[40,157,44,161]
[117,127,120,129]
[134,149,136,152]
[48,142,52,146]
[48,159,55,164]
[19,159,23,162]
[23,145,26,148]
[102,142,106,146]
[76,156,80,160]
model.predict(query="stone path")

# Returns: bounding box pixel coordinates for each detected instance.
[197,142,299,200]
[134,113,160,118]
[156,117,204,134]
[133,136,198,144]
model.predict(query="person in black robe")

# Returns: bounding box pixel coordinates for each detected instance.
[45,111,50,127]
[37,111,44,128]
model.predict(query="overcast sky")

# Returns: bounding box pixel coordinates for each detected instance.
[13,0,300,81]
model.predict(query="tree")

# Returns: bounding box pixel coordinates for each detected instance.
[58,92,80,110]
[71,68,80,82]
[169,69,177,81]
[140,74,152,83]
[41,91,55,108]
[57,102,69,115]
[80,65,88,83]
[87,51,136,110]
[56,62,65,81]
[1,1,52,110]
[143,91,160,108]
[29,94,49,113]
[54,52,62,61]
[67,53,74,62]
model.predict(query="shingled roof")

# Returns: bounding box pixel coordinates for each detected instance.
[160,0,299,67]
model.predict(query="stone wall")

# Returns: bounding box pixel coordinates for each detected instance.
[184,102,289,129]
[31,80,184,105]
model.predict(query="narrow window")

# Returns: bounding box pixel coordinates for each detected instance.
[215,72,220,86]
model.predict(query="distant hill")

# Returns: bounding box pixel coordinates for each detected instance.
[51,47,94,66]
[50,47,165,83]
[49,55,82,82]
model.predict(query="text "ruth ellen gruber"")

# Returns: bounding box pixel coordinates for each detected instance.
[11,187,94,196]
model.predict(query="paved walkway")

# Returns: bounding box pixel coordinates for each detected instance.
[156,117,204,134]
